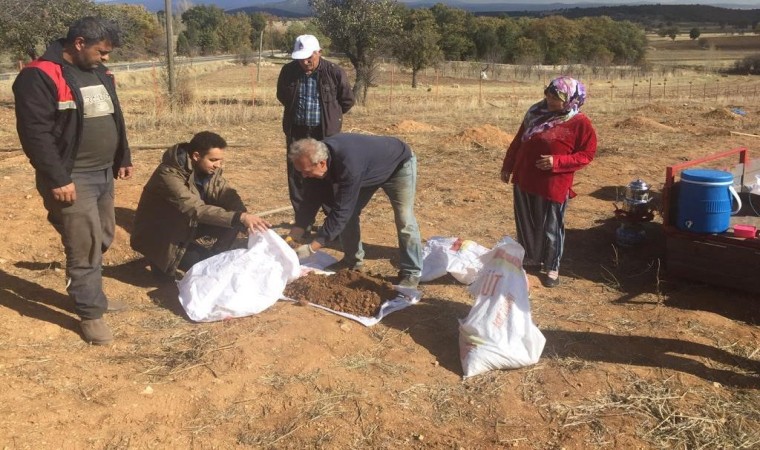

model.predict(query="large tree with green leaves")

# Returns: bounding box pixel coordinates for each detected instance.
[219,13,253,53]
[179,5,225,55]
[310,0,403,104]
[524,15,580,65]
[90,3,163,58]
[393,8,442,88]
[430,3,476,61]
[0,0,91,58]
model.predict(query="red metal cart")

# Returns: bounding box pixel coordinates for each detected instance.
[663,147,760,294]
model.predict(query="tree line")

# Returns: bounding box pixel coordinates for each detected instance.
[0,0,648,104]
[173,1,647,101]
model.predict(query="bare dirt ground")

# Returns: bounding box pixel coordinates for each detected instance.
[0,59,758,449]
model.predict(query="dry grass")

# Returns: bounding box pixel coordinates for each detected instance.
[1,45,758,449]
[110,328,236,381]
[550,374,760,448]
[236,386,361,447]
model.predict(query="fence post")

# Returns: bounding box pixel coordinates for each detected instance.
[648,77,652,102]
[662,78,667,100]
[478,75,483,107]
[389,65,394,110]
[631,79,636,103]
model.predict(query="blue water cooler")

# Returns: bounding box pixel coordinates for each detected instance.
[676,169,742,233]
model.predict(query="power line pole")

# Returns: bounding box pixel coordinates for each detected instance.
[164,0,176,108]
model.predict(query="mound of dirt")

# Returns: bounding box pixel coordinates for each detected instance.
[452,124,514,148]
[284,269,397,317]
[614,116,678,132]
[703,108,742,120]
[386,120,440,133]
[633,103,674,114]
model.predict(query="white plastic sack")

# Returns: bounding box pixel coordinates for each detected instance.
[178,229,301,322]
[420,236,489,284]
[459,236,546,377]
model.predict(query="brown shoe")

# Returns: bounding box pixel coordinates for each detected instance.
[106,299,128,313]
[80,318,114,345]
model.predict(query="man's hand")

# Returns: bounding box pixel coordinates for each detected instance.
[289,226,306,242]
[117,166,133,180]
[500,171,511,183]
[240,212,271,233]
[52,183,76,203]
[284,235,300,249]
[294,243,316,260]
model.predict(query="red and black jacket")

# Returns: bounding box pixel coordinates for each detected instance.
[13,39,131,189]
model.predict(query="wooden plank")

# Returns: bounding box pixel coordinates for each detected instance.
[666,235,760,294]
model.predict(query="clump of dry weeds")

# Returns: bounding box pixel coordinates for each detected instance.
[550,374,760,448]
[136,329,236,380]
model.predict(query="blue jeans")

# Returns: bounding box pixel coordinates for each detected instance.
[340,155,423,277]
[37,169,114,319]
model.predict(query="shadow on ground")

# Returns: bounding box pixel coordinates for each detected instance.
[544,329,760,389]
[383,291,760,388]
[104,258,188,320]
[0,268,77,331]
[115,206,136,234]
[556,213,759,324]
[382,296,470,375]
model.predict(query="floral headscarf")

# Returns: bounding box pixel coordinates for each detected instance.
[521,76,587,142]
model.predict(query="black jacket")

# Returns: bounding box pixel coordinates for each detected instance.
[276,58,355,138]
[296,133,412,243]
[13,39,131,189]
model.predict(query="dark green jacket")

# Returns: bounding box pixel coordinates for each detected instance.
[131,144,246,274]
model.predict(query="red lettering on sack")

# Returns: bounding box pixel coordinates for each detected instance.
[479,270,502,297]
[492,248,521,269]
[492,293,515,329]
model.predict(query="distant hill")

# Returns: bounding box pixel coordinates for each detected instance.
[229,2,760,28]
[486,4,760,27]
[113,0,760,26]
[229,0,310,17]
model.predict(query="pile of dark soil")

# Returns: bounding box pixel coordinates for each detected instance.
[284,269,398,317]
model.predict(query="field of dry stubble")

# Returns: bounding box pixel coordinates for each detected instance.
[0,47,759,449]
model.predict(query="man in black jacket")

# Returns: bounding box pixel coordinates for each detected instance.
[286,134,423,289]
[276,34,354,226]
[13,17,133,345]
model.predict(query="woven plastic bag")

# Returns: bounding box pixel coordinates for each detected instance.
[459,236,546,377]
[420,236,489,284]
[178,229,300,322]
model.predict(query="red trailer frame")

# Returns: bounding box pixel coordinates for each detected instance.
[663,147,760,294]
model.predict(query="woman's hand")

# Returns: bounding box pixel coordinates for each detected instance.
[536,155,554,171]
[500,171,511,183]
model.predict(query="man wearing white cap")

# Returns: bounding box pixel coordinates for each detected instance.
[277,34,354,229]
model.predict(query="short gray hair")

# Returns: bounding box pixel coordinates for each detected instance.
[288,138,329,164]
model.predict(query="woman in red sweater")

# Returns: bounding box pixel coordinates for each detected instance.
[501,76,597,287]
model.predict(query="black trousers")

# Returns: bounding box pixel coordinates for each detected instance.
[178,224,241,272]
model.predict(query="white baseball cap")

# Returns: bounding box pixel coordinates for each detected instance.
[291,34,321,60]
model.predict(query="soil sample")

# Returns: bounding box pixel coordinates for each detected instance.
[284,269,398,317]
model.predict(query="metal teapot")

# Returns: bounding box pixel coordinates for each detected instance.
[622,179,652,214]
